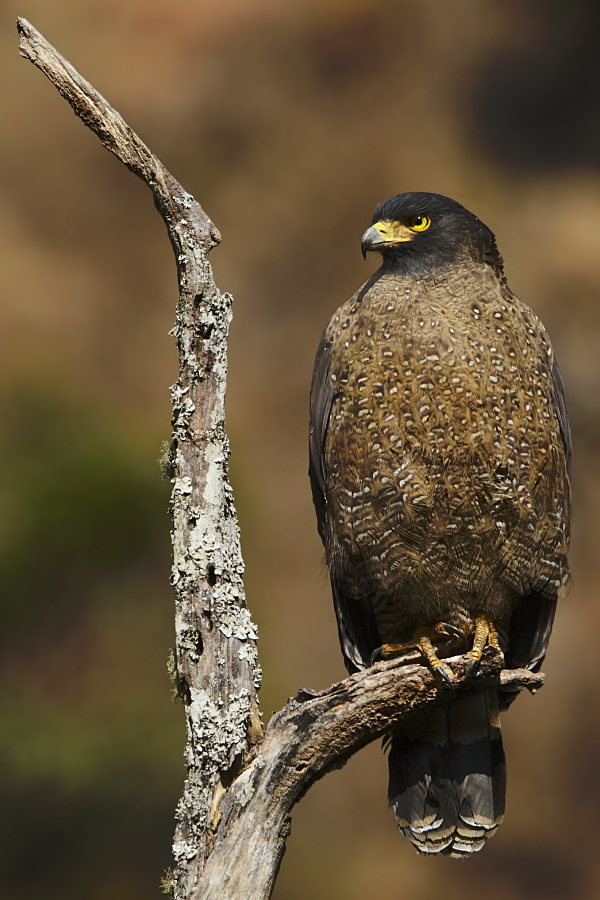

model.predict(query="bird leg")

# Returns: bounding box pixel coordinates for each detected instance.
[377,615,502,678]
[465,614,502,676]
[378,622,468,683]
[417,632,455,683]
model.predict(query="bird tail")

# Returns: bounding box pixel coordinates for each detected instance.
[387,690,506,857]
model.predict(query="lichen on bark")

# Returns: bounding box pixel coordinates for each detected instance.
[168,246,262,890]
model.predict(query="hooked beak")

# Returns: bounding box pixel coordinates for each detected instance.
[361,225,385,259]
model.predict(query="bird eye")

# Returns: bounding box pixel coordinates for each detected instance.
[408,215,431,232]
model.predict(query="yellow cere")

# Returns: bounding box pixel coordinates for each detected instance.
[372,216,432,244]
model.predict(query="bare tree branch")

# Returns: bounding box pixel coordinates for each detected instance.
[17,19,544,900]
[196,649,541,898]
[18,15,261,897]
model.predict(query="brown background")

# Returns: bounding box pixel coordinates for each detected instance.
[1,1,600,898]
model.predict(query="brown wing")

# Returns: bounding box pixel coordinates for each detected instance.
[552,356,572,480]
[501,354,571,705]
[309,329,334,544]
[309,327,381,673]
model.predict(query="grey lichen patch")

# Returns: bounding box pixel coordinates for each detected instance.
[172,687,255,864]
[238,640,259,672]
[187,687,252,768]
[169,436,261,690]
[216,603,257,642]
[172,190,194,211]
[172,283,232,389]
[170,383,196,442]
[174,476,193,497]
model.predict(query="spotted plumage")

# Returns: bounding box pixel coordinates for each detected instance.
[309,192,571,856]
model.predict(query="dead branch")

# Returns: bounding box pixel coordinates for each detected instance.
[197,649,541,898]
[17,15,261,897]
[17,18,544,900]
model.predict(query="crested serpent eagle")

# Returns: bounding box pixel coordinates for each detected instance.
[309,192,571,857]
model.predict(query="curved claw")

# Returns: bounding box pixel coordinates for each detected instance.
[437,637,460,655]
[370,646,384,666]
[435,623,468,656]
[438,623,467,642]
[436,663,455,683]
[465,656,480,677]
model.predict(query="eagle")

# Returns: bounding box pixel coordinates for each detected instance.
[309,192,571,856]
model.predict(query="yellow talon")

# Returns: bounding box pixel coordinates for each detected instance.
[379,622,461,682]
[380,641,417,659]
[380,615,502,680]
[465,615,502,675]
[418,634,454,683]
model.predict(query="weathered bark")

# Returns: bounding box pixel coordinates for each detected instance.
[17,17,261,897]
[17,19,544,900]
[196,650,541,898]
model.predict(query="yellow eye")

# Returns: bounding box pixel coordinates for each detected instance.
[407,215,431,232]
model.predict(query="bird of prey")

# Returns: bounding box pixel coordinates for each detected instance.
[309,192,571,857]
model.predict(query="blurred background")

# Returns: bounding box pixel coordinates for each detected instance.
[1,0,600,897]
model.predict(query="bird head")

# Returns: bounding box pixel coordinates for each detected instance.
[361,192,502,275]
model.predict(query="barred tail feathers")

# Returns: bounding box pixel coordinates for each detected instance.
[388,691,506,857]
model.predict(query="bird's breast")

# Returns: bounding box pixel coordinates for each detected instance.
[322,265,566,602]
[326,267,557,466]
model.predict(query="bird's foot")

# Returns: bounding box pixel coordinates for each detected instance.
[378,622,468,683]
[465,615,502,676]
[371,640,420,666]
[417,629,456,683]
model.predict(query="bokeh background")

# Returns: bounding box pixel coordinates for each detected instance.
[1,0,600,897]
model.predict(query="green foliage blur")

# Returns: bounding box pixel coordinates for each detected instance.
[0,387,179,899]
